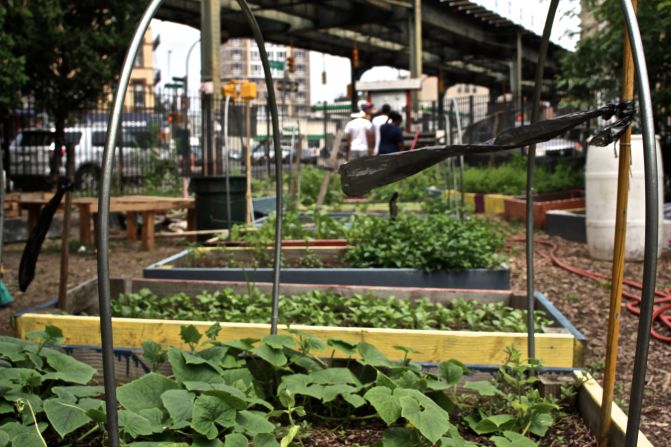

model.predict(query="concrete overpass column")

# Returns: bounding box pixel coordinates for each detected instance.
[409,0,423,117]
[200,0,221,176]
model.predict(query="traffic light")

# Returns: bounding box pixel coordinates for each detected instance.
[352,47,359,68]
[222,82,237,99]
[286,56,295,73]
[241,81,257,101]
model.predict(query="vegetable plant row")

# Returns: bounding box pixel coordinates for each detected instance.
[0,325,583,447]
[219,212,506,272]
[111,288,553,333]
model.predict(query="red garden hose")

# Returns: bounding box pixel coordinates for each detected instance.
[508,237,671,343]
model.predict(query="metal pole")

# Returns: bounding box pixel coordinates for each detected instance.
[621,0,659,443]
[223,95,233,235]
[525,0,559,361]
[452,99,465,217]
[245,100,252,224]
[599,1,637,444]
[97,2,163,446]
[233,0,284,335]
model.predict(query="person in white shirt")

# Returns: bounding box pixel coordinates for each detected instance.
[372,104,391,156]
[344,110,373,160]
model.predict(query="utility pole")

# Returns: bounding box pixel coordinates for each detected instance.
[200,0,221,176]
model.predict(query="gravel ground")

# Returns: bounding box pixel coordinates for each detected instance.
[507,231,671,446]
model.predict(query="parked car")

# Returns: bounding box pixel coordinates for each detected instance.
[9,126,167,191]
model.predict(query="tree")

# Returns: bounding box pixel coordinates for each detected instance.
[7,0,145,182]
[0,4,27,121]
[556,0,671,137]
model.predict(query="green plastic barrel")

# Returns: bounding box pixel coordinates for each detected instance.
[191,175,247,241]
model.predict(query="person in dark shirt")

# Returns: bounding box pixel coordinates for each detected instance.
[378,111,404,155]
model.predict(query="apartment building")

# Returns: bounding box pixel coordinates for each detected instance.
[220,39,311,116]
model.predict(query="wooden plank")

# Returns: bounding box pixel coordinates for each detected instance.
[15,314,577,367]
[576,371,654,447]
[77,204,93,246]
[141,211,155,251]
[126,211,138,242]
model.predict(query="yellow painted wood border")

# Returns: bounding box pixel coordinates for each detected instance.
[575,371,654,447]
[483,194,510,215]
[16,313,577,367]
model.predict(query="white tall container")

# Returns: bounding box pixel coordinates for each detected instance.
[585,134,663,261]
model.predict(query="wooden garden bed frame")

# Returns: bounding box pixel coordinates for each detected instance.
[14,277,584,368]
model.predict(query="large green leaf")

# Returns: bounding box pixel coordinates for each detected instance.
[224,433,248,447]
[363,386,400,425]
[0,430,8,447]
[51,386,103,403]
[251,345,287,368]
[117,373,179,413]
[464,381,499,397]
[396,389,452,444]
[382,427,421,447]
[438,360,467,385]
[168,348,224,385]
[309,368,361,386]
[161,389,195,429]
[42,351,95,385]
[529,412,553,437]
[235,410,274,435]
[0,343,26,363]
[43,399,91,438]
[490,431,538,447]
[119,409,158,439]
[261,335,295,350]
[191,395,236,440]
[466,414,515,435]
[253,433,280,447]
[356,343,391,367]
[9,432,44,447]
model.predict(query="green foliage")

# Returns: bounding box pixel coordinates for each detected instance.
[111,287,552,333]
[346,214,505,271]
[462,156,583,196]
[0,329,580,446]
[0,4,27,119]
[556,0,671,135]
[463,347,563,444]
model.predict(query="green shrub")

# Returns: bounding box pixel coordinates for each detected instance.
[462,156,583,196]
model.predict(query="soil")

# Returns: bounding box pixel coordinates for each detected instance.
[0,236,186,335]
[1,217,668,445]
[507,231,671,446]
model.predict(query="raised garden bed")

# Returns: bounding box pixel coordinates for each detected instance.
[545,208,587,243]
[15,277,583,368]
[0,327,651,446]
[504,190,585,229]
[143,246,511,289]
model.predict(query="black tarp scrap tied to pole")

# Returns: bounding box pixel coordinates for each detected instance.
[339,101,635,197]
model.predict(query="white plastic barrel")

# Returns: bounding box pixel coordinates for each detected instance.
[585,134,663,261]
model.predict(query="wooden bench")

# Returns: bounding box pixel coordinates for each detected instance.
[19,195,196,251]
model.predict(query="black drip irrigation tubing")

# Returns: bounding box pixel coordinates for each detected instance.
[507,238,671,343]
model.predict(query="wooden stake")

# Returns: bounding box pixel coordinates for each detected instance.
[58,144,75,309]
[316,130,344,209]
[598,1,637,444]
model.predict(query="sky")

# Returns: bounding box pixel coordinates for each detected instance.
[151,0,581,102]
